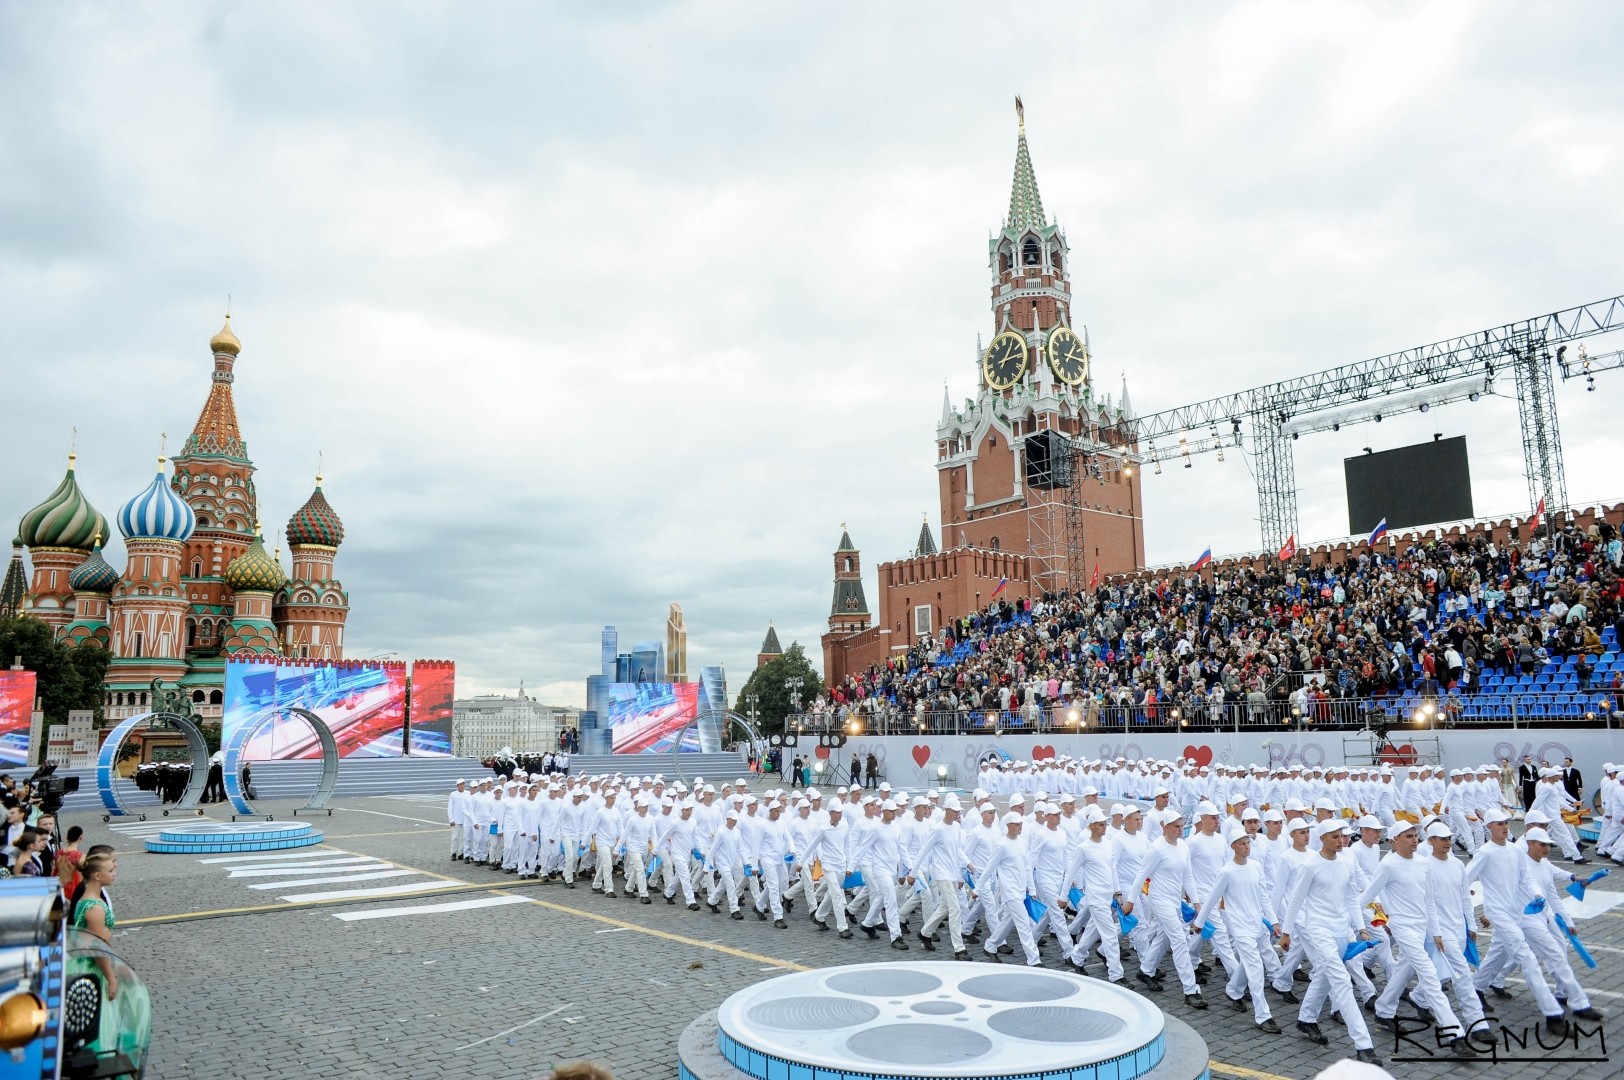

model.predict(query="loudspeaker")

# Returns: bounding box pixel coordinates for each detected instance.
[1024,431,1071,489]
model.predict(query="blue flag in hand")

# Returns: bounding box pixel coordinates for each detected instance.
[1068,886,1083,907]
[1113,899,1138,934]
[1524,896,1547,915]
[1567,867,1610,900]
[1024,895,1049,923]
[1342,939,1374,962]
[646,854,663,879]
[1180,900,1197,923]
[1200,920,1217,940]
[963,870,975,890]
[843,871,865,890]
[1464,922,1481,967]
[1555,913,1598,969]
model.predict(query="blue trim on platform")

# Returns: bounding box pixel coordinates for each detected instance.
[145,832,324,854]
[712,1024,1166,1080]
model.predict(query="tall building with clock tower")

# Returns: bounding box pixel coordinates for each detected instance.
[823,101,1146,686]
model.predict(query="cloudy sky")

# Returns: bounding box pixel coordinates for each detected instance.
[4,3,1622,707]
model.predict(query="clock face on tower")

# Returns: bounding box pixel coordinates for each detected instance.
[982,331,1028,390]
[1046,326,1089,386]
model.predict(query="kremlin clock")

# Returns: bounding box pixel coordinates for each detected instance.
[982,331,1028,390]
[1046,325,1089,386]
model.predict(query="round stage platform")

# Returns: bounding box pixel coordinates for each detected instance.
[144,820,325,854]
[682,962,1208,1080]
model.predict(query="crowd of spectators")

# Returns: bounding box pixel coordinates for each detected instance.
[808,517,1624,731]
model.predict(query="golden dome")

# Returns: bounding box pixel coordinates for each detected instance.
[210,315,241,356]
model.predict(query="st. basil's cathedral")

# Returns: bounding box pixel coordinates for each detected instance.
[0,317,352,721]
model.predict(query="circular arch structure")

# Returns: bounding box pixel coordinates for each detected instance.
[96,711,211,820]
[671,711,757,785]
[221,706,340,819]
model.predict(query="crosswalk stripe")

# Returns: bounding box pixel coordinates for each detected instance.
[280,879,465,903]
[197,849,338,864]
[229,861,389,878]
[248,869,419,891]
[331,895,532,921]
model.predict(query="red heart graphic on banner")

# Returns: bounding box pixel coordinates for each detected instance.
[911,745,931,767]
[1183,744,1214,767]
[1379,743,1418,766]
[814,745,830,760]
[1031,745,1056,761]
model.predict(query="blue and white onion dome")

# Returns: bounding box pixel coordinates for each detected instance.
[117,457,196,542]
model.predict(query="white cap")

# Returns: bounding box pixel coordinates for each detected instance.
[1083,806,1107,825]
[1523,827,1552,845]
[1484,807,1511,824]
[881,800,898,812]
[1524,809,1551,826]
[1158,808,1186,827]
[1241,808,1261,822]
[1316,819,1348,839]
[828,799,845,813]
[1314,798,1338,812]
[942,795,963,811]
[1425,821,1453,839]
[1262,808,1285,823]
[1385,821,1417,842]
[1357,815,1383,831]
[1001,811,1024,826]
[1287,817,1311,833]
[1196,801,1219,817]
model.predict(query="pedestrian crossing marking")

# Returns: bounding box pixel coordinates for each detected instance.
[247,869,419,890]
[330,895,532,921]
[284,879,465,903]
[229,859,389,878]
[199,849,339,864]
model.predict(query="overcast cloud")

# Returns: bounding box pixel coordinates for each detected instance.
[3,2,1622,706]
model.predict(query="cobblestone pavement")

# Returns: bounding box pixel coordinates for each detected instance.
[81,794,1624,1080]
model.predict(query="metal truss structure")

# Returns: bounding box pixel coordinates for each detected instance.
[1128,294,1624,550]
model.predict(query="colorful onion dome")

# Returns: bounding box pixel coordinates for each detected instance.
[223,527,287,592]
[209,315,241,356]
[286,477,344,547]
[118,458,196,542]
[18,454,107,550]
[68,536,119,593]
[66,535,119,594]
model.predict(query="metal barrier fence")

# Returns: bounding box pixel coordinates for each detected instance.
[791,690,1624,737]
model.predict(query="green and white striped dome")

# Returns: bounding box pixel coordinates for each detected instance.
[19,454,107,550]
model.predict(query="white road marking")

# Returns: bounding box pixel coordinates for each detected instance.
[453,1003,573,1052]
[593,927,630,934]
[197,850,338,864]
[331,895,532,922]
[280,879,465,903]
[229,861,390,878]
[249,869,419,890]
[334,806,445,826]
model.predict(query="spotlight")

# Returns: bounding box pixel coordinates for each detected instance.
[1154,460,1162,475]
[1331,423,1340,432]
[1468,392,1480,402]
[1434,433,1442,442]
[1419,403,1429,413]
[1363,447,1373,455]
[1291,432,1299,441]
[1374,414,1382,423]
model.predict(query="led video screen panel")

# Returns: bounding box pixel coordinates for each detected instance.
[224,659,408,759]
[0,670,36,766]
[606,681,701,754]
[1345,436,1473,535]
[408,661,455,756]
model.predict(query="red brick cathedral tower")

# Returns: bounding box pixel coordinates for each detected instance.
[823,101,1145,686]
[171,316,259,657]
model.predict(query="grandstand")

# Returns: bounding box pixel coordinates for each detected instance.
[800,504,1624,735]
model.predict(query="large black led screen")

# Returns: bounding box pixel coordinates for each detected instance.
[1344,437,1473,534]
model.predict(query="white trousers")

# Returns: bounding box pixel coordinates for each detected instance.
[1222,919,1273,1023]
[1298,932,1374,1051]
[1139,903,1199,994]
[449,823,463,856]
[1376,926,1461,1035]
[1473,917,1561,1016]
[984,892,1040,965]
[1071,902,1124,981]
[920,879,965,953]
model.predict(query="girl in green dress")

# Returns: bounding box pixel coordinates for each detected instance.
[67,854,151,1062]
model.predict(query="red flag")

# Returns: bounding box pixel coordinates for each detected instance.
[1089,563,1101,589]
[1278,534,1297,562]
[1531,497,1544,529]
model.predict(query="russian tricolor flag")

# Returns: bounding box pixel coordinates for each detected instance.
[1368,518,1388,545]
[1192,547,1212,571]
[990,576,1009,597]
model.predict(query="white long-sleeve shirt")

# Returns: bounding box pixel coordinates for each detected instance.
[980,832,1035,899]
[1066,834,1119,907]
[1194,858,1275,934]
[1133,839,1195,910]
[1283,851,1362,938]
[1357,851,1439,940]
[1463,838,1542,924]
